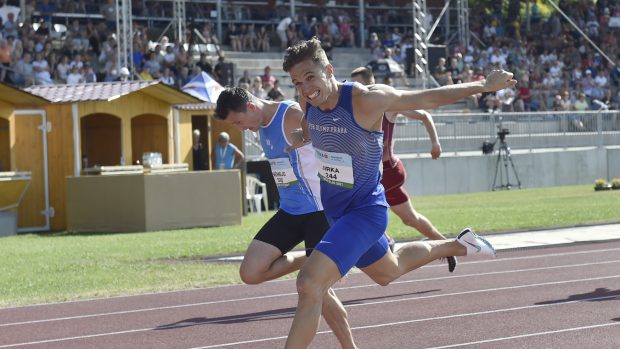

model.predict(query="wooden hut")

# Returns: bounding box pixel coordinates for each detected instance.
[6,81,242,232]
[0,83,52,233]
[174,102,243,171]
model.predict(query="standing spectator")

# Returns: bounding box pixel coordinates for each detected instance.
[192,129,207,171]
[212,132,244,170]
[276,15,293,51]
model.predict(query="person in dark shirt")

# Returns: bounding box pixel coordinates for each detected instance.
[196,53,213,75]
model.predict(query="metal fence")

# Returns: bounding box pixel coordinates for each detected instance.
[393,110,620,156]
[243,111,620,160]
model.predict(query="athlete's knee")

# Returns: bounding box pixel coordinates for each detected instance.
[296,272,328,301]
[239,264,265,285]
[375,273,397,286]
[369,269,399,286]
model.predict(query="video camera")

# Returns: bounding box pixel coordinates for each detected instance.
[497,127,510,141]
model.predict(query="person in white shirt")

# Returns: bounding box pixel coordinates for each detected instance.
[32,51,53,85]
[66,65,84,84]
[276,16,293,51]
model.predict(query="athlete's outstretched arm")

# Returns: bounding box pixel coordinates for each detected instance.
[362,70,516,113]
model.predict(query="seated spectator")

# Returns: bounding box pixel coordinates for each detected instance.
[32,51,53,85]
[66,65,84,84]
[261,65,276,87]
[266,79,285,101]
[256,25,270,52]
[238,69,251,86]
[55,55,71,83]
[139,64,153,80]
[13,52,34,87]
[84,65,97,83]
[160,67,175,86]
[433,57,449,85]
[196,53,213,75]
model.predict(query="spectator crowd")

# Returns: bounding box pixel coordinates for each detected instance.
[1,0,620,114]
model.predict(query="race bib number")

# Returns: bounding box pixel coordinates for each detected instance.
[269,158,298,187]
[315,149,354,189]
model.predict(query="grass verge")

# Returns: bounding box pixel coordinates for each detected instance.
[1,185,618,307]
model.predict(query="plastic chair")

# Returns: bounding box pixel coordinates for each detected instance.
[246,175,268,213]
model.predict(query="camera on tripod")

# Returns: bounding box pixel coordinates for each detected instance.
[497,128,510,141]
[482,125,511,154]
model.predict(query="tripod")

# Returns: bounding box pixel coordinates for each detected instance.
[492,135,521,191]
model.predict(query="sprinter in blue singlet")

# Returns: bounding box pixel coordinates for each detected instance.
[282,37,515,348]
[214,87,357,349]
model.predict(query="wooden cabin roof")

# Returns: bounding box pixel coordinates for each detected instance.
[0,83,49,105]
[25,81,201,104]
[175,102,216,110]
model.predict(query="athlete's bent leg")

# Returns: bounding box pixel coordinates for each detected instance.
[285,251,343,349]
[362,239,466,286]
[239,240,306,284]
[321,288,357,349]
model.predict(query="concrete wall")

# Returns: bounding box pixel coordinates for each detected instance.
[401,146,620,196]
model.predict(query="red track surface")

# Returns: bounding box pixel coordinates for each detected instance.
[1,241,620,348]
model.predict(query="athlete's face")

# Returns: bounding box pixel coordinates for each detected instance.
[224,102,262,132]
[289,60,334,108]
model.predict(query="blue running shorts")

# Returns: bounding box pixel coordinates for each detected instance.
[316,205,389,276]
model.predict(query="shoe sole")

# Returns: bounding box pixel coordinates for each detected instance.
[447,256,457,272]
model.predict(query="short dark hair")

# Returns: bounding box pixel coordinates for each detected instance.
[283,37,329,72]
[350,66,375,85]
[214,87,252,120]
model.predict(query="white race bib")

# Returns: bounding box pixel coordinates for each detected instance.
[269,158,298,187]
[315,148,354,189]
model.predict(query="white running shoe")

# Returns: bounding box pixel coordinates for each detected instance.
[456,228,497,258]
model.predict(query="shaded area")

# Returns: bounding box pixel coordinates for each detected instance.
[535,288,620,305]
[155,289,441,330]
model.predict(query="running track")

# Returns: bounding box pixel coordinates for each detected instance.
[1,241,620,348]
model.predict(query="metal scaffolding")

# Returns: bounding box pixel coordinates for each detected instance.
[412,0,429,88]
[173,0,187,44]
[456,0,469,49]
[115,0,133,78]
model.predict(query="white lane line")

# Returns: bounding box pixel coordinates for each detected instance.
[3,246,619,311]
[190,294,620,349]
[1,275,618,348]
[425,322,620,349]
[2,259,619,328]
